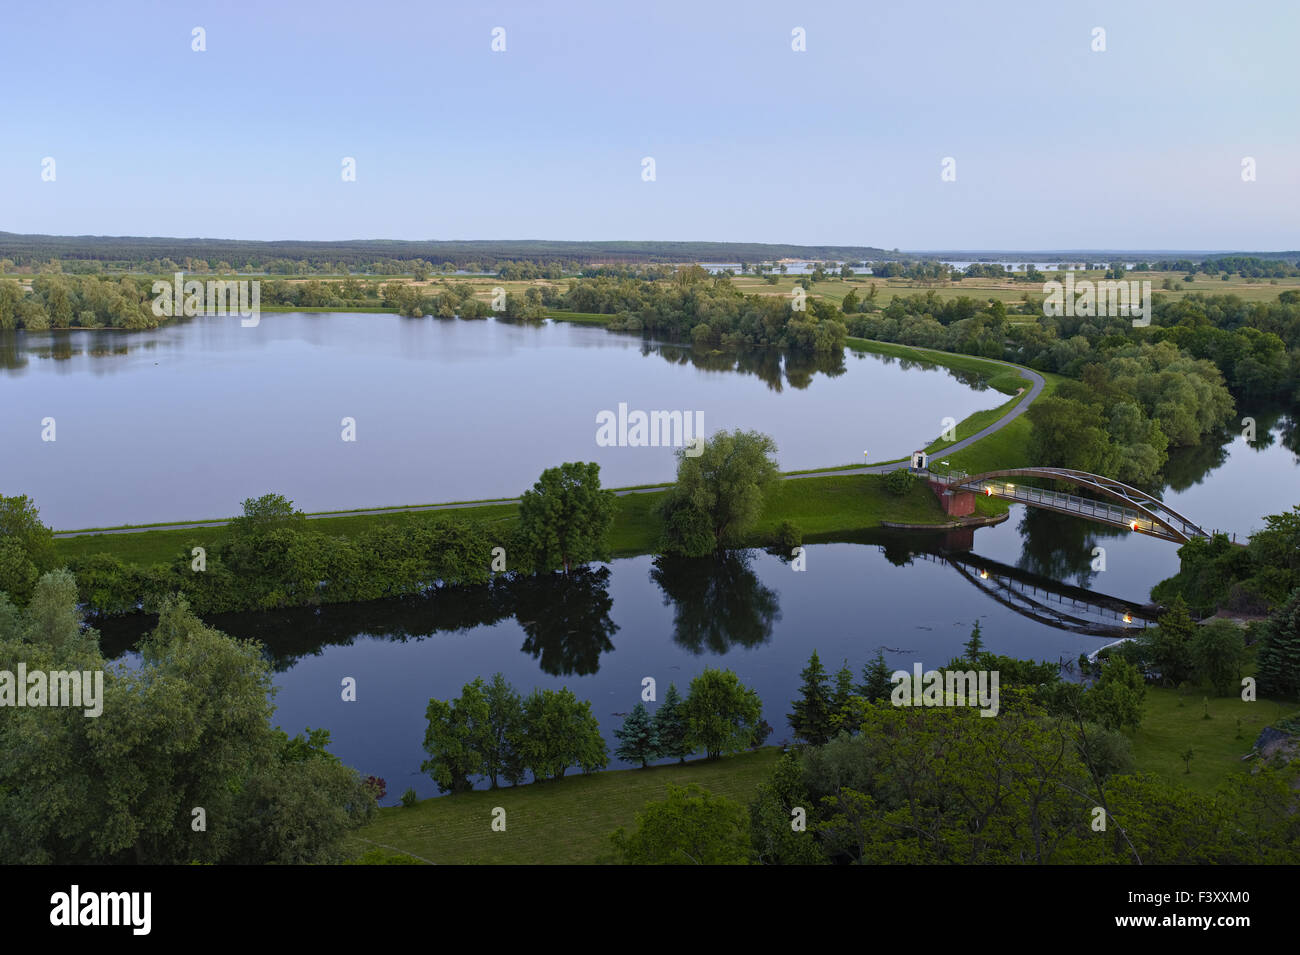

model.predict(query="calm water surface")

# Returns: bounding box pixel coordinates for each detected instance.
[3,313,1004,529]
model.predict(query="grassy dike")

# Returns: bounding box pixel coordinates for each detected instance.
[53,474,970,568]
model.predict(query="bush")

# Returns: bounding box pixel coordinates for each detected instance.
[776,520,802,550]
[885,469,915,497]
[362,775,387,802]
[400,787,419,808]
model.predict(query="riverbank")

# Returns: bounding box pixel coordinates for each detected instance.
[345,671,1298,864]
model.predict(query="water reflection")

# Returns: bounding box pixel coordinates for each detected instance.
[649,551,782,654]
[512,567,619,676]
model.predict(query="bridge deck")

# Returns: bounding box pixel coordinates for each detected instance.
[922,466,1210,543]
[956,478,1186,541]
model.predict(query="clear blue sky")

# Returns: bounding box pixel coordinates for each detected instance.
[2,0,1296,250]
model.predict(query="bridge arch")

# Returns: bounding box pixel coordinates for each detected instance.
[933,466,1211,543]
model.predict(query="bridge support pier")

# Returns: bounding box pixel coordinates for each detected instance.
[928,481,976,517]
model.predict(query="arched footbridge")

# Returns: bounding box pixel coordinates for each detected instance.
[927,466,1212,544]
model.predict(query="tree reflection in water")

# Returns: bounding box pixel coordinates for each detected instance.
[649,551,781,654]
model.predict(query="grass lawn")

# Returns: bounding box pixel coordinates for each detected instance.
[1129,682,1298,794]
[346,748,782,865]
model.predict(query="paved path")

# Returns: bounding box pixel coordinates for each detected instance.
[53,351,1045,539]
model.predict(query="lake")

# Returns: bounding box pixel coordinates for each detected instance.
[2,313,1003,529]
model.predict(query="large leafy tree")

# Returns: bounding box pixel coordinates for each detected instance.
[610,784,752,865]
[0,493,56,604]
[421,678,492,793]
[683,668,763,760]
[517,462,616,573]
[226,492,307,539]
[1080,656,1146,731]
[0,580,373,864]
[518,687,608,780]
[658,430,779,556]
[482,672,526,788]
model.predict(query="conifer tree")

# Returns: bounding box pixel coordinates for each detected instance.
[830,660,855,728]
[788,650,833,745]
[859,650,893,703]
[652,683,691,763]
[964,620,985,661]
[614,702,659,768]
[1257,588,1300,700]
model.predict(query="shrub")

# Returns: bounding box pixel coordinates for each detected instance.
[885,469,915,496]
[776,520,802,550]
[362,775,387,802]
[400,787,419,808]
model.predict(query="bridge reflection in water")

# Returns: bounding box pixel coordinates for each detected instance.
[902,546,1160,639]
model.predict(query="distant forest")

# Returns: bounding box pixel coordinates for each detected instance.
[0,233,894,271]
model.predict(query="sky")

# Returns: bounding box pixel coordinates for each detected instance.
[1,0,1297,250]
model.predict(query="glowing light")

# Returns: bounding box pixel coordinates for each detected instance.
[1123,613,1133,624]
[1130,520,1139,531]
[979,570,989,580]
[1005,483,1015,490]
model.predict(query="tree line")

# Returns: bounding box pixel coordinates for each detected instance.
[421,667,769,794]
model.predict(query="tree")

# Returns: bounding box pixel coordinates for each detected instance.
[1149,596,1196,686]
[830,660,856,727]
[614,702,659,768]
[652,683,692,763]
[227,492,306,539]
[610,784,752,864]
[658,430,779,555]
[482,672,526,787]
[1081,656,1146,731]
[421,679,491,793]
[0,584,373,864]
[1191,619,1246,696]
[0,493,56,584]
[1257,589,1300,700]
[859,650,893,703]
[963,620,985,661]
[684,668,763,760]
[0,537,39,606]
[518,687,608,780]
[788,651,833,745]
[517,462,616,573]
